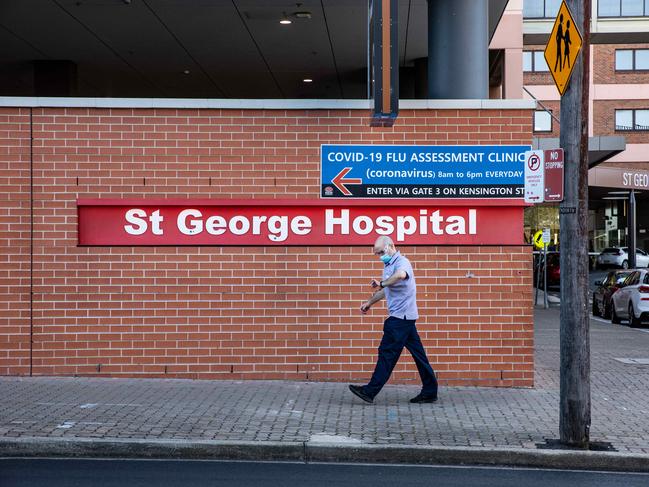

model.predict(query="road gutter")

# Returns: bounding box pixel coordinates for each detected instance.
[2,438,649,473]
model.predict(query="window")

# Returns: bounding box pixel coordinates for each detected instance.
[599,0,649,17]
[616,110,633,130]
[599,0,621,16]
[616,50,634,70]
[523,0,544,18]
[615,109,649,130]
[534,111,553,132]
[523,0,561,18]
[534,52,549,72]
[637,110,649,129]
[622,0,644,15]
[523,51,550,72]
[634,49,649,70]
[637,49,649,69]
[616,49,649,70]
[624,271,640,286]
[630,272,641,285]
[523,51,532,71]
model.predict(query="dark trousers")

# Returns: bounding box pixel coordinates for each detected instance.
[364,316,438,398]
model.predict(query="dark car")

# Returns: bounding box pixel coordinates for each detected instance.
[534,252,560,288]
[545,253,560,285]
[592,270,634,318]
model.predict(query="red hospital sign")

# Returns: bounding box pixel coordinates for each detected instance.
[77,199,524,246]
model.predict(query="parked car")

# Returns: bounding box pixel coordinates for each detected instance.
[610,269,649,327]
[592,270,633,318]
[544,252,560,285]
[596,247,649,269]
[533,251,560,287]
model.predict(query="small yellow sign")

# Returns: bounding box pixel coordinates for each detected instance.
[533,230,545,250]
[544,1,583,96]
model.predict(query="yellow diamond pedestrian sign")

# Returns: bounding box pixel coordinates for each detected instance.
[544,1,583,96]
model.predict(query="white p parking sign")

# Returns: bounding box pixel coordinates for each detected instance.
[524,150,545,203]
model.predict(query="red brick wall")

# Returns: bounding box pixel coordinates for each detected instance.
[593,44,649,85]
[525,43,649,85]
[523,45,554,86]
[0,106,534,387]
[594,100,649,142]
[0,108,31,375]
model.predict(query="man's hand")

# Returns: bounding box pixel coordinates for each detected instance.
[360,302,371,314]
[370,279,381,289]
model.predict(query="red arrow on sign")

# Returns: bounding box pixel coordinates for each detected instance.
[332,167,363,196]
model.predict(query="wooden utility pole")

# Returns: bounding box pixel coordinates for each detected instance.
[559,0,591,447]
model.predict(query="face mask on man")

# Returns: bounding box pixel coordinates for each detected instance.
[379,248,391,264]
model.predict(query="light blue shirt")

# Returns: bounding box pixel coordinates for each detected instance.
[382,251,418,320]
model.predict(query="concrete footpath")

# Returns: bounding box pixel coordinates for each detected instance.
[2,307,649,471]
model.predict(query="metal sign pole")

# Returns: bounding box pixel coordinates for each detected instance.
[628,189,636,268]
[544,243,548,309]
[535,253,541,306]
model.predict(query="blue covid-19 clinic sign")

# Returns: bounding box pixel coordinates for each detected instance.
[320,144,530,198]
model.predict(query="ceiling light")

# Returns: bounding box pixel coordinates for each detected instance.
[607,191,630,195]
[293,11,312,19]
[303,78,313,83]
[280,17,292,24]
[183,70,190,75]
[602,196,629,200]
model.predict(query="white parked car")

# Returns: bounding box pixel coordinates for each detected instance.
[597,247,649,269]
[611,269,649,327]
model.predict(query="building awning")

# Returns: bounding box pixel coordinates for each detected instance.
[532,136,626,169]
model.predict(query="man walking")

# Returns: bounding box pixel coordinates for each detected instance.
[349,236,438,404]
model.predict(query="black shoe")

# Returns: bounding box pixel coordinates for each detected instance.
[409,393,438,404]
[348,384,373,404]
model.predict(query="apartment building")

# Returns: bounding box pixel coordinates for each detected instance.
[523,0,649,251]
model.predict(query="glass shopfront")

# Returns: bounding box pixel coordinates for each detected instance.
[524,192,649,254]
[591,197,649,252]
[524,205,560,249]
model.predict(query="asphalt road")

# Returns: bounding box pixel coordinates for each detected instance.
[542,268,608,295]
[2,459,649,487]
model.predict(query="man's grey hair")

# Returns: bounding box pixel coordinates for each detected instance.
[375,236,394,248]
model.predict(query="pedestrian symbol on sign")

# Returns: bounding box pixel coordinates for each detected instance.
[553,14,564,72]
[544,0,583,95]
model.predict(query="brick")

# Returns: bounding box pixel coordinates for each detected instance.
[0,106,535,386]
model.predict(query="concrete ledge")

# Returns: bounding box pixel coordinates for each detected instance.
[2,437,649,472]
[0,96,536,110]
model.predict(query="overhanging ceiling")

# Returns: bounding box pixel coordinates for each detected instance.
[0,0,509,99]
